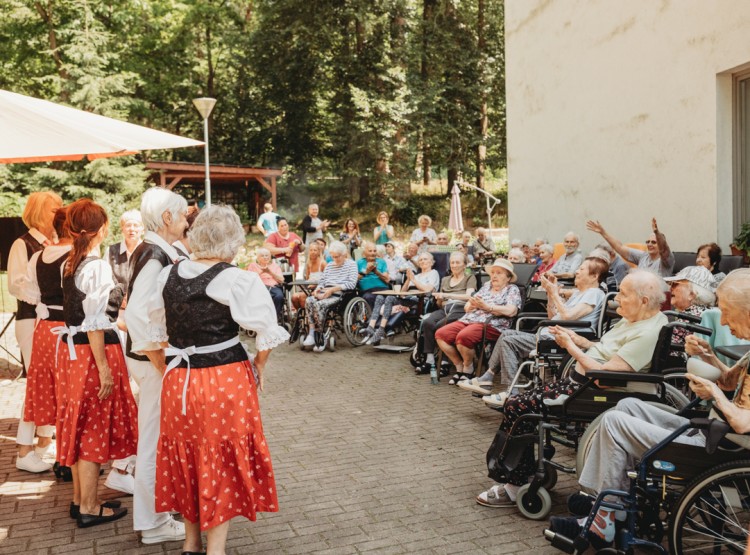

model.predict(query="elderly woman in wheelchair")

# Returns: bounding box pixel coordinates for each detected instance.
[302,241,359,352]
[547,269,750,553]
[360,251,439,346]
[476,270,668,511]
[436,258,523,385]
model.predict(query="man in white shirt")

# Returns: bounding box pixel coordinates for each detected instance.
[124,188,188,544]
[551,231,584,279]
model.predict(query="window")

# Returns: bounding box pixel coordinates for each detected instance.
[733,69,750,234]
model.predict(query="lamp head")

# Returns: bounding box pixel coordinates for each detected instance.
[192,97,217,120]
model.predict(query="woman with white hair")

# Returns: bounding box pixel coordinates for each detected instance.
[8,190,62,473]
[247,247,286,321]
[123,186,188,543]
[507,248,526,264]
[663,266,716,354]
[107,209,143,292]
[148,205,288,554]
[302,241,358,352]
[410,214,437,254]
[532,243,556,283]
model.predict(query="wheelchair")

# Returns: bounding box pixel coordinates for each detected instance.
[484,319,710,521]
[545,415,750,554]
[290,288,373,351]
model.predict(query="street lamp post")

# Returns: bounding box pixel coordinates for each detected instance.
[192,97,217,206]
[456,178,502,239]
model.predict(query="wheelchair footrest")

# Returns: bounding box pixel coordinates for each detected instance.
[372,344,413,353]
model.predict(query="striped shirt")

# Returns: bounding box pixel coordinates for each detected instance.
[318,258,358,291]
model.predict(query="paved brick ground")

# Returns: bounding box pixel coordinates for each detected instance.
[0,321,577,554]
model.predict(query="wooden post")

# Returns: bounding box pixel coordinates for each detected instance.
[271,176,277,209]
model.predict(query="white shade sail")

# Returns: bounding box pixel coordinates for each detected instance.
[0,89,203,164]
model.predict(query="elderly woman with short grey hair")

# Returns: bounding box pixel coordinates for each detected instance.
[247,247,286,321]
[303,241,359,352]
[148,204,288,554]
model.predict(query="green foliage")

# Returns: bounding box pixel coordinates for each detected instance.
[733,222,750,252]
[0,0,507,221]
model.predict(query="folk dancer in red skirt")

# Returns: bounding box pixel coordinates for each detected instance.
[148,205,289,555]
[20,206,70,456]
[56,199,138,528]
[8,191,62,472]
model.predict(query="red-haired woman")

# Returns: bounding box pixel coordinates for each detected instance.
[339,218,362,256]
[21,207,71,450]
[58,198,138,528]
[9,191,62,473]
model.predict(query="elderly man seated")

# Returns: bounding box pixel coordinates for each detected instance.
[357,242,390,307]
[302,241,358,352]
[460,257,608,398]
[472,228,496,260]
[436,259,523,384]
[246,248,286,321]
[548,269,750,546]
[476,270,667,510]
[550,232,583,279]
[586,217,674,277]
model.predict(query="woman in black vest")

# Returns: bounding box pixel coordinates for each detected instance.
[8,191,62,473]
[59,198,138,528]
[148,205,288,555]
[21,207,71,448]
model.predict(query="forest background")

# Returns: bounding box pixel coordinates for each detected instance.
[0,0,508,231]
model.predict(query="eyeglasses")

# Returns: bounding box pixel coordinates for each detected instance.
[668,281,684,289]
[645,240,658,245]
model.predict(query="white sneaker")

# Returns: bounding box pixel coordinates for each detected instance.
[105,468,135,494]
[35,441,56,460]
[16,451,52,473]
[482,391,509,409]
[302,332,316,347]
[141,517,186,544]
[313,343,326,353]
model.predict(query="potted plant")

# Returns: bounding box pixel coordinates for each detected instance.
[731,222,750,263]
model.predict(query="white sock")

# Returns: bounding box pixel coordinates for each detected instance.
[306,329,315,339]
[543,394,569,406]
[478,370,494,382]
[464,363,474,375]
[426,353,435,364]
[504,483,520,502]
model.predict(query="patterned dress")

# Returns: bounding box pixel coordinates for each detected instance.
[23,246,71,431]
[150,260,289,530]
[58,256,138,466]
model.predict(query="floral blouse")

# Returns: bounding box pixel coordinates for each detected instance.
[460,282,523,331]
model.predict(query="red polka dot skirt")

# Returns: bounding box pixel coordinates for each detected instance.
[58,343,138,466]
[23,319,65,427]
[156,360,277,530]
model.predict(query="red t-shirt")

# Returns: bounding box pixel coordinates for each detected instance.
[265,232,303,270]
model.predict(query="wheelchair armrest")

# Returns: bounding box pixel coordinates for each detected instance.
[585,370,664,385]
[663,310,702,324]
[536,319,594,329]
[662,313,712,337]
[515,313,551,331]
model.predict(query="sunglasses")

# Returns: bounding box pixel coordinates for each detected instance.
[645,240,658,245]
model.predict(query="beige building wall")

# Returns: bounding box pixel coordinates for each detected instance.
[505,0,750,252]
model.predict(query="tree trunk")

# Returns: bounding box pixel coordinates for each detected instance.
[34,1,70,98]
[447,167,458,197]
[358,176,370,206]
[476,0,487,190]
[420,0,437,189]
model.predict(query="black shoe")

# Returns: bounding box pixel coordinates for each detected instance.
[567,493,594,517]
[70,500,122,519]
[415,362,433,375]
[77,506,128,528]
[548,515,612,551]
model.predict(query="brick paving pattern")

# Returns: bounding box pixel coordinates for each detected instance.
[0,324,577,554]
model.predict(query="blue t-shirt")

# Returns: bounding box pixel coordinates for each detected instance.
[257,212,279,233]
[357,257,389,291]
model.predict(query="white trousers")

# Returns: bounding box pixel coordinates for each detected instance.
[16,318,54,445]
[126,357,170,531]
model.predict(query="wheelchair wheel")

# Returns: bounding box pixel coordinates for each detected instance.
[516,483,552,520]
[576,402,680,480]
[541,462,558,490]
[663,383,690,411]
[343,297,371,346]
[328,333,336,352]
[668,460,750,554]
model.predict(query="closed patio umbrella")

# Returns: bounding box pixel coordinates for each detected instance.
[448,184,464,233]
[0,89,202,164]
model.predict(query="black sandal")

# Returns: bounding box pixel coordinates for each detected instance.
[70,500,122,519]
[76,505,128,528]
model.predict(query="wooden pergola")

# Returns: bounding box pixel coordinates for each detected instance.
[146,161,283,209]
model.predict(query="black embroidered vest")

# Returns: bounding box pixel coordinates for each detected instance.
[63,257,122,345]
[36,250,68,321]
[125,241,173,361]
[163,262,246,369]
[107,242,131,291]
[16,233,45,320]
